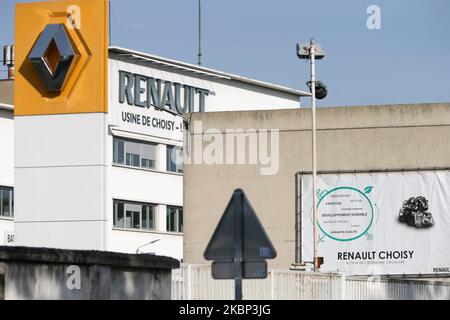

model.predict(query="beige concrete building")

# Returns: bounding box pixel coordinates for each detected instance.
[183,103,450,270]
[0,80,13,106]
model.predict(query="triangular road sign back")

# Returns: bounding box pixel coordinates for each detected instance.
[204,189,277,261]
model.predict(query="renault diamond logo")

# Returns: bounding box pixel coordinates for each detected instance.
[28,24,77,92]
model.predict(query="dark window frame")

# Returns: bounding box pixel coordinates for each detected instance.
[0,186,13,218]
[113,137,157,170]
[166,145,183,173]
[166,206,183,233]
[113,199,156,231]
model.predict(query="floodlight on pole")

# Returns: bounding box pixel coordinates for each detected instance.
[136,239,161,254]
[296,38,326,272]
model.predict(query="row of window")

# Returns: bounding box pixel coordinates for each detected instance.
[112,138,183,232]
[0,187,13,218]
[0,189,182,233]
[113,138,183,173]
[2,138,182,225]
[113,199,183,233]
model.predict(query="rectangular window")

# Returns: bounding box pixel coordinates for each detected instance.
[133,211,140,229]
[141,143,156,168]
[113,138,156,170]
[166,206,183,233]
[0,187,13,218]
[114,202,124,228]
[167,145,183,173]
[113,200,155,231]
[142,205,155,230]
[125,210,132,229]
[113,139,124,164]
[125,140,141,167]
[126,153,140,167]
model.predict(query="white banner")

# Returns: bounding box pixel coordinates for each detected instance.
[110,101,184,141]
[301,171,450,275]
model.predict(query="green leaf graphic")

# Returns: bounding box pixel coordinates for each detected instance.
[318,235,326,243]
[364,186,374,194]
[316,189,328,200]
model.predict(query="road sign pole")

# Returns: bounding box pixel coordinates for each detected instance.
[235,278,243,300]
[234,191,243,300]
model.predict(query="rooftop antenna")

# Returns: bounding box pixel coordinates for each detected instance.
[3,45,14,80]
[197,0,202,66]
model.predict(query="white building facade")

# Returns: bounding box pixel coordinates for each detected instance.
[0,102,14,247]
[3,47,308,261]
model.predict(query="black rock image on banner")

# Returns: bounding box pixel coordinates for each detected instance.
[399,196,435,228]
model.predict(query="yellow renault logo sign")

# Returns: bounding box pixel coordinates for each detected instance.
[15,0,108,116]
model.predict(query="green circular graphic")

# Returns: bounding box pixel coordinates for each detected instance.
[316,187,374,241]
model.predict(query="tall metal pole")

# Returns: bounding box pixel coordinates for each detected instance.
[310,38,319,272]
[197,0,202,66]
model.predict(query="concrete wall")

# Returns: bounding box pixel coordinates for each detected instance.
[0,80,14,105]
[183,103,450,269]
[0,246,179,300]
[3,262,172,300]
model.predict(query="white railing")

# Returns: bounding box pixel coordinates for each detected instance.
[172,264,450,300]
[344,278,450,300]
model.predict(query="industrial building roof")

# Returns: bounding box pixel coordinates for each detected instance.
[109,46,311,97]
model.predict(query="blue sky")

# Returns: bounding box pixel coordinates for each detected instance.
[1,0,449,107]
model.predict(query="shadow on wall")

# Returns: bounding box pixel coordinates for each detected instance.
[0,273,4,300]
[0,246,179,300]
[6,263,169,300]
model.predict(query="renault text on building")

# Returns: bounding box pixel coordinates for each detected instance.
[119,70,211,115]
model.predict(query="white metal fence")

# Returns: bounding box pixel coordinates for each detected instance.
[172,264,450,300]
[345,277,450,300]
